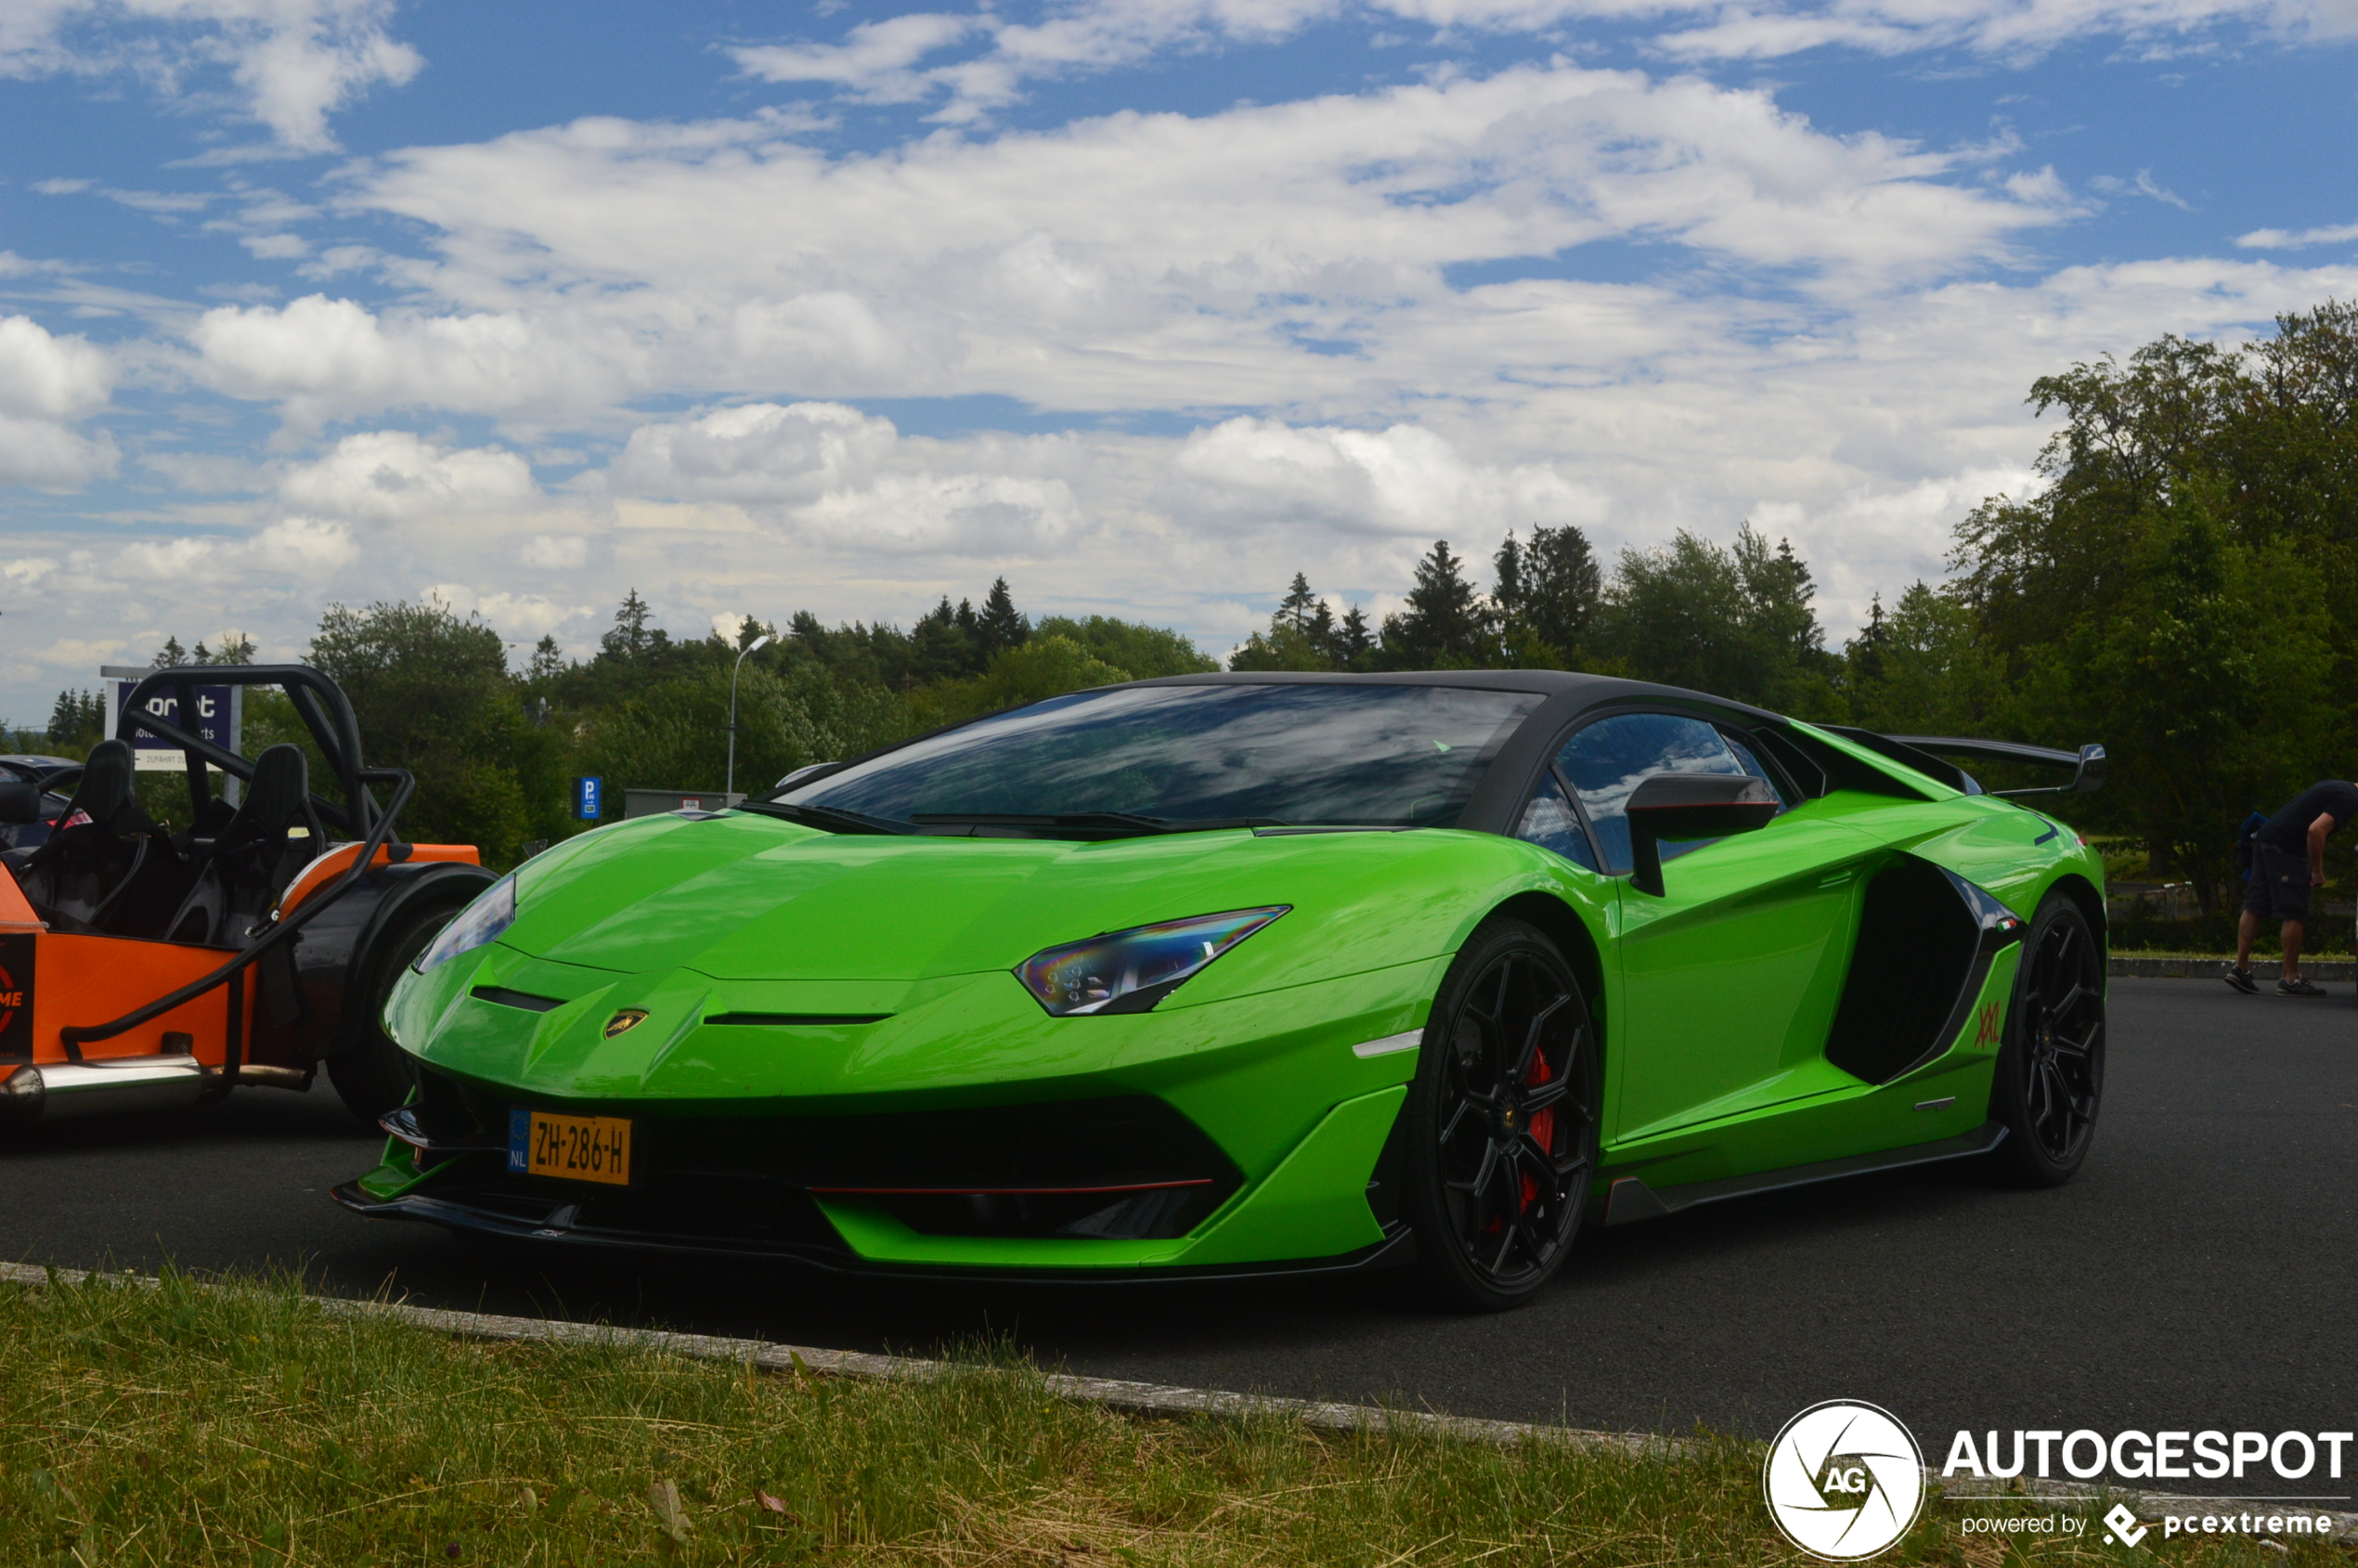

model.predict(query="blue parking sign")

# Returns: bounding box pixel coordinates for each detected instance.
[575,776,603,820]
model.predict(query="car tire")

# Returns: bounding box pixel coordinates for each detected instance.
[1985,890,2105,1187]
[1400,917,1600,1313]
[326,901,459,1128]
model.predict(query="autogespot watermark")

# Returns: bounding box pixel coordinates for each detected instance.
[1762,1401,1927,1560]
[1765,1406,2352,1560]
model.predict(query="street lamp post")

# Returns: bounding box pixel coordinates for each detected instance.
[726,632,773,801]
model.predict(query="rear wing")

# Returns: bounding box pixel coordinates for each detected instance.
[1887,734,2105,797]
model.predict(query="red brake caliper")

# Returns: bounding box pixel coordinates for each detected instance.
[1520,1047,1555,1211]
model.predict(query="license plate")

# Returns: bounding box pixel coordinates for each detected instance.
[507,1108,631,1186]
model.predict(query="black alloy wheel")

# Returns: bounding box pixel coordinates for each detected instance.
[1988,891,2105,1186]
[1403,918,1600,1311]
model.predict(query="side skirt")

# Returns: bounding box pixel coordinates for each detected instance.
[1597,1121,2006,1225]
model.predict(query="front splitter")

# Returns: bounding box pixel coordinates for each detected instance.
[332,1182,1418,1287]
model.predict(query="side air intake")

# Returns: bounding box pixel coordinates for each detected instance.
[1825,856,2022,1084]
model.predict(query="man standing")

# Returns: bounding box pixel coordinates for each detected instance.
[2225,779,2358,996]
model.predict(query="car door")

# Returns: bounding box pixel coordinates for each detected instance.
[1555,711,1876,1139]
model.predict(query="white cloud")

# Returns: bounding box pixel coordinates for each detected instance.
[276,430,538,521]
[0,315,111,419]
[190,295,575,430]
[250,514,356,574]
[2236,220,2358,249]
[419,585,587,641]
[730,0,2351,122]
[520,534,589,571]
[1173,418,1599,537]
[0,315,116,487]
[0,0,421,153]
[611,403,900,505]
[175,64,2074,440]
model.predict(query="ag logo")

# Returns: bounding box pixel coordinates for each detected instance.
[602,1009,649,1039]
[1762,1400,1925,1560]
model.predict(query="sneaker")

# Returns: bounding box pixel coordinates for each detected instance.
[2277,977,2327,997]
[2222,964,2261,994]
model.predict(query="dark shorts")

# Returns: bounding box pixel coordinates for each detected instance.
[2245,843,2313,922]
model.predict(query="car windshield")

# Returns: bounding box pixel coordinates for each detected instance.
[773,683,1544,831]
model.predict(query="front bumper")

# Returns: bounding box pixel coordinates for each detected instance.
[339,1072,1414,1279]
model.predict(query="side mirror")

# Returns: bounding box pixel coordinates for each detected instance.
[1625,772,1781,896]
[2070,743,2105,794]
[0,781,41,825]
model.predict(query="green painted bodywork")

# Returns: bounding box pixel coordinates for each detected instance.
[365,711,2105,1275]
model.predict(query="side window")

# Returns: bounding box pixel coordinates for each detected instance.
[1720,732,1793,808]
[1556,712,1756,874]
[1515,771,1599,871]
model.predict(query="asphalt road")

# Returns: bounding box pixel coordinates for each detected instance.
[5,978,2352,1492]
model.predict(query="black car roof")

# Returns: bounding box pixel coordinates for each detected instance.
[1130,668,1786,724]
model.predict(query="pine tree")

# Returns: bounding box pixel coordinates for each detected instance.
[151,635,188,669]
[527,634,566,684]
[975,577,1030,662]
[1276,573,1320,631]
[602,590,655,661]
[1336,605,1374,667]
[912,597,978,683]
[1495,525,1600,662]
[45,689,102,747]
[1848,593,1888,686]
[1380,540,1492,668]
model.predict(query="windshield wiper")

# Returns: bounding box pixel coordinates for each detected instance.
[908,810,1282,837]
[737,800,915,836]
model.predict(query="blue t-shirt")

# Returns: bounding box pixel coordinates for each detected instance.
[2257,781,2358,854]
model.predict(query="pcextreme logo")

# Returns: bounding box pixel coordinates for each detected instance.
[1763,1401,1927,1560]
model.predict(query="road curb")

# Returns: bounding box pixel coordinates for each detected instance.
[2112,957,2355,980]
[6,1260,2353,1543]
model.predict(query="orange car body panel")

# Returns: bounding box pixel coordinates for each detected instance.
[0,842,480,1071]
[279,842,479,914]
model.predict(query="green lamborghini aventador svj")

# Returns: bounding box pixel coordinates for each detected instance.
[337,672,2108,1310]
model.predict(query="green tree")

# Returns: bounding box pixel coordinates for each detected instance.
[1035,615,1216,678]
[915,635,1131,728]
[1379,540,1492,668]
[1945,305,2358,907]
[1596,525,1838,713]
[309,600,566,866]
[45,689,103,751]
[1494,525,1600,666]
[1841,582,2000,737]
[974,578,1030,662]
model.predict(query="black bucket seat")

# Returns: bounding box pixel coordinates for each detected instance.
[14,740,186,937]
[163,745,321,947]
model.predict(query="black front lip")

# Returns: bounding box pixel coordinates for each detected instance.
[330,1182,1416,1286]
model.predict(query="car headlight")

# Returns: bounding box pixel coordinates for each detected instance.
[1015,906,1289,1017]
[414,874,517,973]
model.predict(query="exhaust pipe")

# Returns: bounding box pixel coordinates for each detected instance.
[0,1056,212,1123]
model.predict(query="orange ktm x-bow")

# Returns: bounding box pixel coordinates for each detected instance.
[0,666,493,1128]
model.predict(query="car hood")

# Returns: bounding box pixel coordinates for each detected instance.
[503,812,1496,986]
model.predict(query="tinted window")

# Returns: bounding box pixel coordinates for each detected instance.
[1556,712,1777,873]
[786,683,1542,828]
[1516,771,1598,871]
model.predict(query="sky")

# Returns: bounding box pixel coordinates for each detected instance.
[0,0,2354,720]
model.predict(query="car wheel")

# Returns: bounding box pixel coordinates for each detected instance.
[326,901,458,1128]
[1986,891,2105,1186]
[1401,917,1600,1312]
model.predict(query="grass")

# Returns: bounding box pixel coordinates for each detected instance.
[0,1269,2336,1567]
